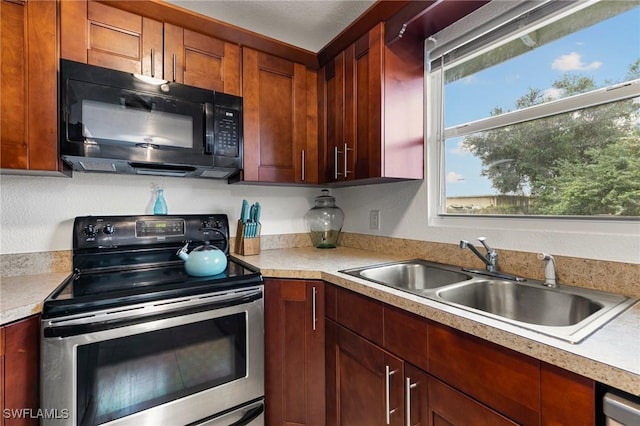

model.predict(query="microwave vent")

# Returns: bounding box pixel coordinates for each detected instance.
[79,161,117,172]
[202,169,232,178]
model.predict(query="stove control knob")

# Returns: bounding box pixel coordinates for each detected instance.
[83,224,97,237]
[103,224,115,235]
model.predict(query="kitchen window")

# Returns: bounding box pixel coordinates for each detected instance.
[427,0,640,218]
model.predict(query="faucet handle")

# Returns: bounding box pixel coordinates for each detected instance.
[476,237,493,253]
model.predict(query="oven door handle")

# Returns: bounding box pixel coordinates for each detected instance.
[229,402,264,426]
[44,289,262,338]
[192,400,264,426]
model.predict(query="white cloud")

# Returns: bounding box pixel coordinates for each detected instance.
[551,52,602,72]
[446,171,465,183]
[450,140,471,156]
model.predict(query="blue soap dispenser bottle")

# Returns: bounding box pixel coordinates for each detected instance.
[154,186,168,215]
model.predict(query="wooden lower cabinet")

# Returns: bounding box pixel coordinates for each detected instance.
[428,377,519,426]
[325,285,597,426]
[264,279,324,426]
[326,320,404,426]
[0,315,40,426]
[404,364,429,426]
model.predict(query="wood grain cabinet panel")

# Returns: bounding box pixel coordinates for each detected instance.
[265,279,324,426]
[320,22,423,184]
[242,48,318,184]
[428,322,540,425]
[326,320,404,426]
[1,0,63,173]
[541,362,595,425]
[1,316,40,426]
[61,1,240,94]
[384,304,428,371]
[428,377,519,426]
[334,286,383,346]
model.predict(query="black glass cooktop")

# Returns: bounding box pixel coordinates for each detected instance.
[42,259,262,319]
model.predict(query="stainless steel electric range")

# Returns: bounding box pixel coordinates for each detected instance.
[41,214,264,426]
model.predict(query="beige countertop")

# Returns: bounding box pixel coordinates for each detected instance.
[1,272,69,325]
[2,246,639,396]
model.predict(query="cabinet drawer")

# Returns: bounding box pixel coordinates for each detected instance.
[384,305,428,371]
[428,322,540,426]
[429,377,519,426]
[335,287,383,346]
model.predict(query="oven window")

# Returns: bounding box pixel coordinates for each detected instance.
[76,313,247,425]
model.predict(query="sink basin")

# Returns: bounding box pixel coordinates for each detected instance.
[435,279,636,342]
[339,259,637,343]
[436,280,602,327]
[341,260,472,294]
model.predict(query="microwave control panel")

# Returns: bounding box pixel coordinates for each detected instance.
[213,107,240,157]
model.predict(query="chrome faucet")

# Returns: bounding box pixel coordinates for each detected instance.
[460,237,498,272]
[537,253,557,287]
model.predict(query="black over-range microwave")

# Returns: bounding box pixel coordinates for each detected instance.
[60,59,242,179]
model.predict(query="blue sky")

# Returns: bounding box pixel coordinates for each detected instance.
[444,5,640,197]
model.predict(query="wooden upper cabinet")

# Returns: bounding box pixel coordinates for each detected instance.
[164,23,240,95]
[242,48,318,184]
[60,1,240,94]
[321,22,423,184]
[1,0,64,173]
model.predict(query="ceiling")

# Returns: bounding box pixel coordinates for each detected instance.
[165,0,378,52]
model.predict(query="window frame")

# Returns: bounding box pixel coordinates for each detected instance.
[427,0,640,220]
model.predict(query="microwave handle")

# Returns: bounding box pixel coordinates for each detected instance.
[205,102,215,155]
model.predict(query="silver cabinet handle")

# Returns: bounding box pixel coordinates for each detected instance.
[343,143,352,177]
[172,53,177,82]
[385,365,397,425]
[311,285,317,331]
[405,377,417,426]
[334,146,339,180]
[150,48,155,77]
[301,150,306,182]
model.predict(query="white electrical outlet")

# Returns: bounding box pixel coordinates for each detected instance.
[369,210,380,230]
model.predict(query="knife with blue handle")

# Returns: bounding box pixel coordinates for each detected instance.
[241,200,250,223]
[248,204,256,237]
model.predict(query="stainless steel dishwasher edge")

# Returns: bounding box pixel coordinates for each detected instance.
[604,392,640,426]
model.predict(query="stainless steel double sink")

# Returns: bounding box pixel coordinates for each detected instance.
[340,259,637,343]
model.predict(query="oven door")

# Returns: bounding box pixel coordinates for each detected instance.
[41,286,264,426]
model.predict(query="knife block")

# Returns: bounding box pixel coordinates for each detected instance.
[234,220,261,256]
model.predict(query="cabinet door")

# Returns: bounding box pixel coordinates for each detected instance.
[326,321,404,426]
[428,377,519,426]
[540,362,595,425]
[428,322,539,425]
[1,0,62,172]
[348,23,383,180]
[322,53,344,182]
[242,48,310,183]
[62,1,163,76]
[265,279,324,426]
[164,24,240,95]
[323,22,384,183]
[2,316,40,426]
[404,364,429,426]
[1,0,27,169]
